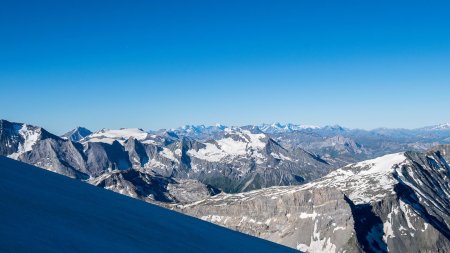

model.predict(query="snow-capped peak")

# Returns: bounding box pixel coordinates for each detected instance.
[82,128,149,144]
[188,127,268,164]
[308,152,408,204]
[420,123,450,131]
[62,127,92,142]
[349,152,407,175]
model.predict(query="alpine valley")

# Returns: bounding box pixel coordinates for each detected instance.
[1,119,450,253]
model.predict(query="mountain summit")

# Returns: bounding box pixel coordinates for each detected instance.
[62,126,92,142]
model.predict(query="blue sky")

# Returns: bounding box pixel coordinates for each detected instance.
[1,1,450,134]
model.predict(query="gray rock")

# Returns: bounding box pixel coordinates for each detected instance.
[177,147,450,253]
[84,141,131,176]
[19,137,89,179]
[178,186,359,252]
[89,169,220,204]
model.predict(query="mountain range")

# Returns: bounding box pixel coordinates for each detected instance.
[1,118,450,252]
[0,119,335,196]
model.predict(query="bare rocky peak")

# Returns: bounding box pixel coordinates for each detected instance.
[62,126,92,142]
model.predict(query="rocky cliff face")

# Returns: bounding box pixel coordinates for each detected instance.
[0,120,89,179]
[19,136,89,179]
[179,186,359,252]
[89,169,220,204]
[177,148,450,253]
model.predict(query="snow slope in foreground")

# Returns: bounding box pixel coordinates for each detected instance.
[0,156,297,253]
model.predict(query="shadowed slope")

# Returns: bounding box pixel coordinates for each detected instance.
[0,156,297,253]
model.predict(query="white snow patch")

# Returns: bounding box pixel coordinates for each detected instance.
[399,200,416,231]
[422,222,429,232]
[309,153,408,204]
[355,153,407,175]
[144,159,167,169]
[309,220,337,253]
[160,148,178,162]
[188,143,227,162]
[333,226,346,232]
[187,129,267,163]
[83,128,148,144]
[383,211,395,242]
[296,243,309,252]
[299,211,319,220]
[272,153,293,161]
[7,125,40,159]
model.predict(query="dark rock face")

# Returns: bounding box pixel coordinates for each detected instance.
[177,148,450,253]
[84,141,131,175]
[0,120,89,179]
[124,137,149,167]
[0,120,23,156]
[19,137,89,179]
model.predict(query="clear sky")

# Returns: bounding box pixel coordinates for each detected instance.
[1,1,450,134]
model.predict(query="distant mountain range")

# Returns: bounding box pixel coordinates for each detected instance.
[2,119,450,197]
[0,119,334,196]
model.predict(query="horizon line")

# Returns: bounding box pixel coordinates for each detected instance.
[2,118,450,135]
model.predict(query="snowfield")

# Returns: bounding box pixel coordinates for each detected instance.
[187,128,267,163]
[81,128,149,144]
[7,124,40,159]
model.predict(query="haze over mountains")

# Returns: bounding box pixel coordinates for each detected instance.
[1,118,450,252]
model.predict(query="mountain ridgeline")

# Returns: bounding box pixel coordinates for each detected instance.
[0,120,333,200]
[2,119,450,203]
[1,119,450,252]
